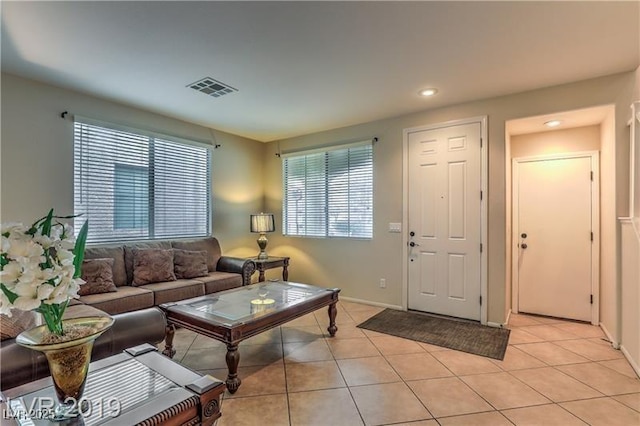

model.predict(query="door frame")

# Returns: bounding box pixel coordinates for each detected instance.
[511,151,600,325]
[402,116,488,325]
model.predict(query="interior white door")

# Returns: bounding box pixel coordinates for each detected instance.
[515,155,593,321]
[407,122,482,321]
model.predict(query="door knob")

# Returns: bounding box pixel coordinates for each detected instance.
[521,233,527,239]
[521,243,528,249]
[409,242,420,247]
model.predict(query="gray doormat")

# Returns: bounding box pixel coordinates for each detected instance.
[357,309,510,360]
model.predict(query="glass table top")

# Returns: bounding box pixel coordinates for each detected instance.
[7,358,182,425]
[172,281,331,326]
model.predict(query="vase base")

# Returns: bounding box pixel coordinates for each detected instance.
[48,399,88,423]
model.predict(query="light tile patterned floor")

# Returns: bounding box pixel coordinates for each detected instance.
[163,302,640,426]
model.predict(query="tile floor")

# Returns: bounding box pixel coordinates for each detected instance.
[163,301,640,425]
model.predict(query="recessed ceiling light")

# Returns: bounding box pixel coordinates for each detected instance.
[544,120,562,128]
[419,88,438,97]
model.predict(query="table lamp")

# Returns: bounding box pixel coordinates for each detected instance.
[250,213,275,259]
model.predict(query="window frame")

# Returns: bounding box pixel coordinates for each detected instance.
[282,140,374,239]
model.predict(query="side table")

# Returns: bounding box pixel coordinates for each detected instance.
[250,256,290,282]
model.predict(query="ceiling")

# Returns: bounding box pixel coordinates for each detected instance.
[2,1,638,142]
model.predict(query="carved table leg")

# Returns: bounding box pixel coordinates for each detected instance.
[225,344,241,394]
[282,258,289,281]
[327,302,338,337]
[163,324,176,358]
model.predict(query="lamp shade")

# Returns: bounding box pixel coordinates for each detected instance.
[250,213,275,233]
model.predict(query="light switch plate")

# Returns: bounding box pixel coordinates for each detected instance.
[389,223,402,233]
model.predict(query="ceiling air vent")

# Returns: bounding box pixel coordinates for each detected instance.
[187,77,238,98]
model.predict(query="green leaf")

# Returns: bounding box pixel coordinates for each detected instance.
[72,220,89,278]
[0,283,18,304]
[41,209,54,237]
[53,214,78,220]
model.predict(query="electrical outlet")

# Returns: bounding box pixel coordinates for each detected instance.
[379,278,386,288]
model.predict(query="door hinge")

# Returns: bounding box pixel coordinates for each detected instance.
[480,190,483,201]
[480,138,483,148]
[480,243,483,253]
[590,231,594,241]
[590,171,594,181]
[480,295,483,306]
[590,294,593,304]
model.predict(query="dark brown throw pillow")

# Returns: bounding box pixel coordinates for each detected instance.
[173,249,209,279]
[132,248,176,286]
[0,311,41,341]
[79,258,118,296]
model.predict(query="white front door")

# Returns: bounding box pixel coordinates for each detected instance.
[513,153,597,322]
[407,122,483,321]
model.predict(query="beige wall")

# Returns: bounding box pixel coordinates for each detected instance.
[504,132,512,319]
[265,71,636,324]
[0,73,264,254]
[510,125,600,158]
[634,66,640,219]
[600,112,618,341]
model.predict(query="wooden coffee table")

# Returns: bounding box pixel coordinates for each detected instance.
[160,281,340,393]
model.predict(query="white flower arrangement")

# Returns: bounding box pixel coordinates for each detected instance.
[1,210,88,336]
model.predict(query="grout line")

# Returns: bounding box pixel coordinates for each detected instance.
[278,326,293,426]
[180,303,640,425]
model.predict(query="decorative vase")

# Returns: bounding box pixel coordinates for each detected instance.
[16,316,114,421]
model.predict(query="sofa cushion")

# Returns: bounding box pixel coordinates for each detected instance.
[84,245,127,287]
[132,248,176,286]
[172,238,221,272]
[79,258,118,296]
[198,271,243,294]
[139,279,205,305]
[0,310,41,341]
[63,304,110,319]
[79,286,154,315]
[124,241,172,285]
[173,249,209,279]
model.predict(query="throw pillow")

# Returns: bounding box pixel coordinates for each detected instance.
[79,258,118,296]
[132,248,176,286]
[173,249,209,279]
[0,310,41,341]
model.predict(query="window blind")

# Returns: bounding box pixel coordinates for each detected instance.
[283,142,373,238]
[74,120,211,243]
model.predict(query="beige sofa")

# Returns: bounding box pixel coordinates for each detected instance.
[81,237,256,315]
[1,236,254,390]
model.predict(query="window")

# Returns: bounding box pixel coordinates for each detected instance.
[114,164,149,230]
[283,141,373,238]
[74,119,211,243]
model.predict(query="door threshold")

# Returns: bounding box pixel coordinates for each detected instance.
[407,309,481,325]
[517,311,591,325]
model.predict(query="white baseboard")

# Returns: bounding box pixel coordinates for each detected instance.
[600,322,621,349]
[619,345,640,378]
[339,296,403,311]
